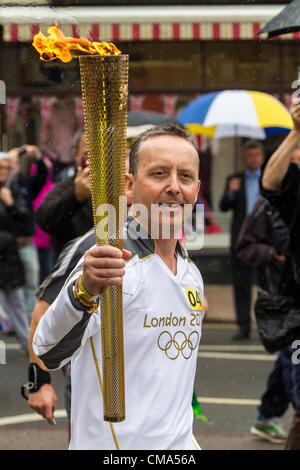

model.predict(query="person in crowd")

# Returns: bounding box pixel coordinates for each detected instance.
[35,129,93,260]
[0,301,11,333]
[24,229,95,428]
[219,139,264,340]
[39,96,78,168]
[261,102,300,450]
[8,144,48,317]
[53,128,87,183]
[31,156,55,283]
[236,193,290,444]
[0,152,30,351]
[32,123,204,450]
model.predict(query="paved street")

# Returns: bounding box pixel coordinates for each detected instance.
[0,318,293,451]
[194,324,293,450]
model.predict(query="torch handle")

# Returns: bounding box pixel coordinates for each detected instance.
[101,285,125,422]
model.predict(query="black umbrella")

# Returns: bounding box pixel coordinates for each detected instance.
[127,110,178,126]
[258,0,300,38]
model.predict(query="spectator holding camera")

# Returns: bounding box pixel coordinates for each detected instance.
[235,191,296,445]
[8,145,48,318]
[261,104,300,299]
[35,129,93,259]
[261,103,300,450]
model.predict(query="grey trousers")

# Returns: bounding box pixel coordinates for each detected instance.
[18,242,40,318]
[0,287,30,351]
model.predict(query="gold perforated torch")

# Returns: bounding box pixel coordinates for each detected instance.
[33,26,128,422]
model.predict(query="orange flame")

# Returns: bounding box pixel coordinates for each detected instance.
[32,25,121,62]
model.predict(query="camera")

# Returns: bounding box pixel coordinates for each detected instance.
[18,146,27,157]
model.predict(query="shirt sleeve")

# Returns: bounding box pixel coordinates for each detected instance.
[36,230,95,304]
[27,158,48,200]
[36,239,84,303]
[8,183,29,223]
[235,199,276,268]
[33,265,96,370]
[260,163,300,227]
[35,176,83,235]
[219,175,241,212]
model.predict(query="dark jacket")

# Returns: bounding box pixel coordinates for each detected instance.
[235,196,285,293]
[219,171,246,251]
[14,158,48,237]
[35,175,93,259]
[261,163,300,268]
[0,182,29,288]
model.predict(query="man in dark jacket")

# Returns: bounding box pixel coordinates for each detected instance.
[35,130,93,259]
[261,102,300,450]
[236,195,291,444]
[219,139,264,340]
[261,104,300,302]
[0,152,30,351]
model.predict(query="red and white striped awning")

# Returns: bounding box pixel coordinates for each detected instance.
[3,22,283,42]
[2,5,299,42]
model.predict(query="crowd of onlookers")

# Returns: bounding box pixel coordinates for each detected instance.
[0,129,91,350]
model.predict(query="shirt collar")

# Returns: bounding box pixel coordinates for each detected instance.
[245,168,261,178]
[125,215,189,260]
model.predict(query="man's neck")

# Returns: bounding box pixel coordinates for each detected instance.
[130,215,179,274]
[155,238,178,275]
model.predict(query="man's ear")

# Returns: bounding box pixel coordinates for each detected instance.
[125,173,134,200]
[194,179,201,204]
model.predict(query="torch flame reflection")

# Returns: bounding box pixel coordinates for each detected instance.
[32,25,121,63]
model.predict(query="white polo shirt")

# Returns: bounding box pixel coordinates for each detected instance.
[33,217,204,450]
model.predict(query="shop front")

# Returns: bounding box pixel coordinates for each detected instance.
[0,3,298,260]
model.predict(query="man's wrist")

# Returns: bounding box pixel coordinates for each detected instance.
[21,363,51,400]
[73,185,86,203]
[290,128,300,140]
[36,148,42,160]
[72,276,99,314]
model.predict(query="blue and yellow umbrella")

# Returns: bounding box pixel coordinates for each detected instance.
[177,90,293,139]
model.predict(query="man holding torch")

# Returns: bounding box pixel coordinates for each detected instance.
[33,123,204,450]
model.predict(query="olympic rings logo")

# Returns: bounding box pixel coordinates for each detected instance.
[157,330,200,360]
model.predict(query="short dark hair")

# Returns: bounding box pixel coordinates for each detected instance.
[243,139,264,155]
[129,123,198,177]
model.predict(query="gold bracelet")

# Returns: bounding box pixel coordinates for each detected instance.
[74,276,98,313]
[77,276,96,301]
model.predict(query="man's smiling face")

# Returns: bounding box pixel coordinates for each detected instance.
[126,134,200,237]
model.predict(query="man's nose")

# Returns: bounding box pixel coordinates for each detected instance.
[166,174,180,194]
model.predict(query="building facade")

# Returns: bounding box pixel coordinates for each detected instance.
[0,1,298,252]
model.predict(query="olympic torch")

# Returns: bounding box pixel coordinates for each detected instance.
[79,54,128,422]
[32,26,128,422]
